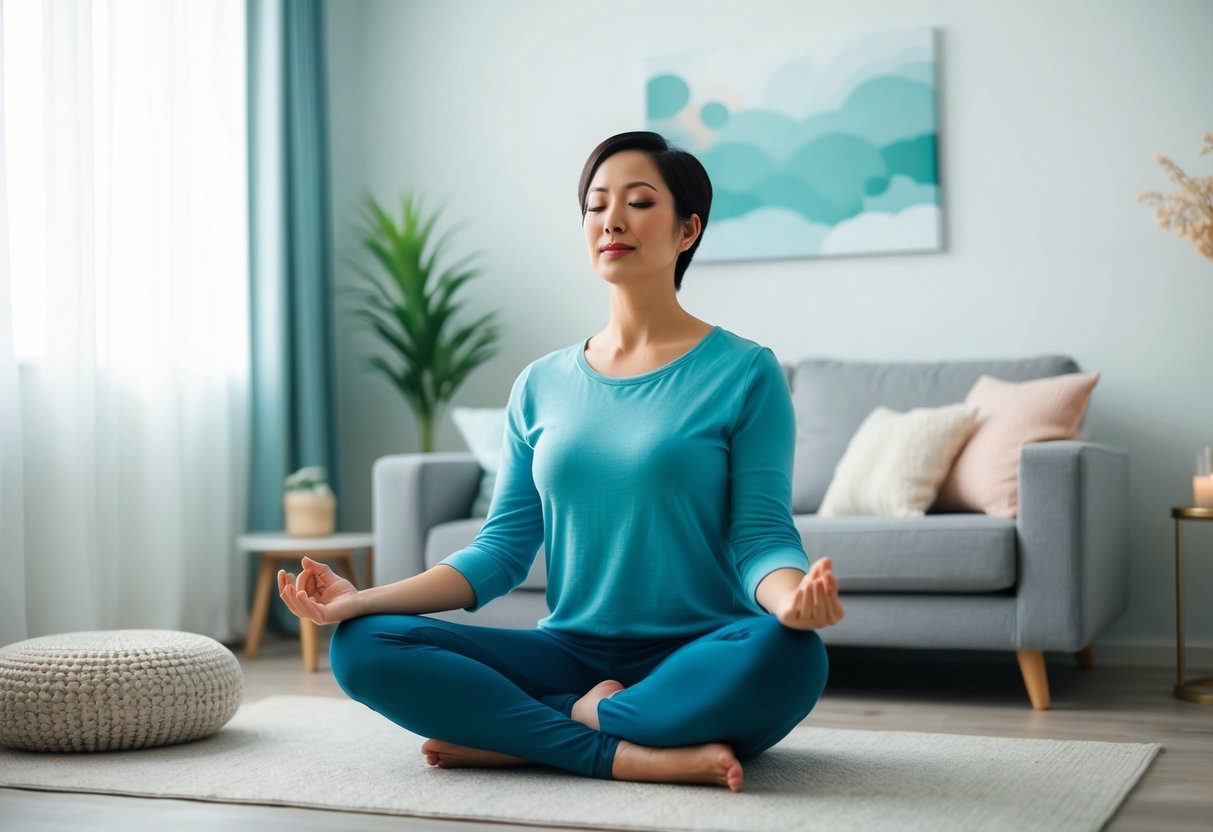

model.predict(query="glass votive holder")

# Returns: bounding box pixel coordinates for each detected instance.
[1196,447,1213,508]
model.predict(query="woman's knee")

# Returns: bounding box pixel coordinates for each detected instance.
[751,618,830,703]
[329,616,377,698]
[329,614,426,700]
[722,622,829,758]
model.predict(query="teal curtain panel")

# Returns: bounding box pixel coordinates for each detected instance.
[246,0,339,635]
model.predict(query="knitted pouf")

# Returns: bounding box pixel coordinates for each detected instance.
[0,629,244,752]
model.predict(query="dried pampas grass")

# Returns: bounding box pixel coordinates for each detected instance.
[1138,133,1213,262]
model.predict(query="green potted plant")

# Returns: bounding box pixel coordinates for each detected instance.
[345,191,502,452]
[283,466,335,537]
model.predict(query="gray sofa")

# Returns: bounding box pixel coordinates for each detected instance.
[372,354,1129,710]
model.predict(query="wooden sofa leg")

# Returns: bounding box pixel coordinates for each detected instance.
[1074,645,1096,669]
[1016,650,1051,710]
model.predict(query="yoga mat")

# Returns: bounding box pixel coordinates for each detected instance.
[0,694,1159,832]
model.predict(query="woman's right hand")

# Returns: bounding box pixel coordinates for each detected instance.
[278,556,368,625]
[772,557,844,632]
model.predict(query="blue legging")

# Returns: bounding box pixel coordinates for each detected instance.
[329,613,829,781]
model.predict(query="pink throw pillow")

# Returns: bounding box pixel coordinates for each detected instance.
[932,371,1101,517]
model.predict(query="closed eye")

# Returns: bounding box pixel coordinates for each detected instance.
[586,202,653,213]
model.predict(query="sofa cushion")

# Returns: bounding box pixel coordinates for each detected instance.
[429,515,1015,595]
[818,403,979,517]
[426,519,547,590]
[796,513,1017,592]
[933,372,1100,518]
[787,355,1081,514]
[451,407,507,517]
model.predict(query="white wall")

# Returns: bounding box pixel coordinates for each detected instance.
[325,0,1213,663]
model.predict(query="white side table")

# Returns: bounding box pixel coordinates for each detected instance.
[236,532,374,672]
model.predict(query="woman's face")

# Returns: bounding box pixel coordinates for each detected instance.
[583,150,699,288]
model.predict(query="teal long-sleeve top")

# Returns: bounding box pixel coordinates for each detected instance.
[439,325,810,638]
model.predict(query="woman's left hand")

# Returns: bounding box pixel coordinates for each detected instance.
[773,558,845,631]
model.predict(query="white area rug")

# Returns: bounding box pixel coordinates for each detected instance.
[0,694,1158,832]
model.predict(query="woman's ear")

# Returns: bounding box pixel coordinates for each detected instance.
[679,214,702,253]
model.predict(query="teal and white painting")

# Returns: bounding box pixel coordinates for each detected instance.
[645,28,941,262]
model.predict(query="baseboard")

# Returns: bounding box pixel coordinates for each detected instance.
[1092,638,1213,669]
[823,640,1213,670]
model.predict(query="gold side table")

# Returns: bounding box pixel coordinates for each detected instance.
[1171,507,1213,704]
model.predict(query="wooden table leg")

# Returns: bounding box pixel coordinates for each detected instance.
[331,549,372,589]
[301,618,318,673]
[334,553,358,586]
[262,547,371,673]
[246,555,276,659]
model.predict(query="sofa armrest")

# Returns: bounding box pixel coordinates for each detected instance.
[372,453,482,586]
[1015,440,1130,650]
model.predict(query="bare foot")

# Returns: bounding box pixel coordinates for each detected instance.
[571,680,625,730]
[420,738,531,768]
[612,739,744,792]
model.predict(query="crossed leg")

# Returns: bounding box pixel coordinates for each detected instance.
[422,679,625,766]
[421,678,746,791]
[330,614,825,791]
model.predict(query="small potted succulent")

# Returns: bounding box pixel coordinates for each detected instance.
[283,466,335,537]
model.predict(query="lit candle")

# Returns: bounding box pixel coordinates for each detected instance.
[1195,475,1213,508]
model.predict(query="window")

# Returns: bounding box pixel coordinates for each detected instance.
[3,0,48,361]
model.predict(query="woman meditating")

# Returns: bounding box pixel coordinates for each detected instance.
[277,130,844,793]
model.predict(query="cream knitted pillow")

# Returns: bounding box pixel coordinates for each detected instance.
[818,403,980,517]
[451,406,507,517]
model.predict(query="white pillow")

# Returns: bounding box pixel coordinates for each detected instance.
[451,407,507,517]
[818,403,980,518]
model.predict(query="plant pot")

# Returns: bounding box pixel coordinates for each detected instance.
[284,491,336,537]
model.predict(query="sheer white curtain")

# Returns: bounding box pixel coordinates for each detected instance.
[0,2,26,646]
[0,0,250,646]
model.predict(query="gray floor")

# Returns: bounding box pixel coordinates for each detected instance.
[2,632,1211,831]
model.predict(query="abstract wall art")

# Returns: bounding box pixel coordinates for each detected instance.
[645,27,942,262]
